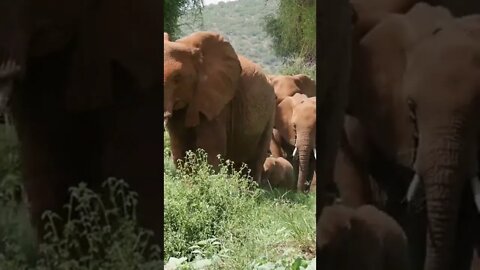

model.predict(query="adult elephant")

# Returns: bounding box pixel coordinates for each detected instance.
[267,74,316,104]
[6,0,164,249]
[272,94,316,192]
[163,31,276,184]
[335,3,480,270]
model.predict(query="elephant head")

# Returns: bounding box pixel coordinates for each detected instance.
[261,156,296,190]
[163,31,241,127]
[267,74,316,104]
[355,3,480,269]
[401,16,480,269]
[276,93,316,192]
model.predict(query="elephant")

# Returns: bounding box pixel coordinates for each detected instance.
[272,93,316,192]
[5,0,164,251]
[350,0,480,41]
[317,204,409,270]
[267,74,316,104]
[163,31,276,183]
[261,156,296,190]
[334,3,480,269]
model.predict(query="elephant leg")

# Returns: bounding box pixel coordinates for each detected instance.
[166,109,195,167]
[269,137,284,158]
[195,114,227,169]
[15,119,78,244]
[249,119,274,184]
[102,97,164,248]
[334,146,372,207]
[22,148,71,243]
[334,116,374,206]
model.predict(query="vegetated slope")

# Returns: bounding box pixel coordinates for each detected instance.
[179,0,283,74]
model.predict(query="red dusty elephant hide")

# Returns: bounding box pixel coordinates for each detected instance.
[163,31,276,183]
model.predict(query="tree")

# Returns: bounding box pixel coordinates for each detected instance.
[164,0,203,39]
[263,0,316,62]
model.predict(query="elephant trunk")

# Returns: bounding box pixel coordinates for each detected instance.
[417,123,475,270]
[296,131,314,192]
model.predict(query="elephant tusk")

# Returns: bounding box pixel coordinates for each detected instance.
[406,174,420,202]
[313,148,317,160]
[292,147,298,157]
[470,177,480,213]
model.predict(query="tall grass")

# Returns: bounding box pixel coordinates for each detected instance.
[164,133,316,269]
[0,128,316,270]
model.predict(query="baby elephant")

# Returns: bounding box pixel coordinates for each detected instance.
[317,204,409,270]
[261,156,296,190]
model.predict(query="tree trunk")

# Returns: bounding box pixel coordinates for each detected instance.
[316,0,353,217]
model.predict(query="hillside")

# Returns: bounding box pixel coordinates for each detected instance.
[178,0,283,74]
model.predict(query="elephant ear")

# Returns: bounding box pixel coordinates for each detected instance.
[293,74,316,98]
[66,0,163,111]
[176,31,241,126]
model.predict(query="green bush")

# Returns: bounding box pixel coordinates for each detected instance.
[163,147,316,269]
[0,128,316,270]
[164,150,259,260]
[263,0,316,61]
[0,178,163,270]
[279,57,316,79]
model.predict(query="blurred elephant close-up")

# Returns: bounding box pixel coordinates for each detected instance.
[1,0,165,251]
[333,2,480,269]
[317,204,409,270]
[163,31,276,183]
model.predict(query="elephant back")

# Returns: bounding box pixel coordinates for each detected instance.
[226,55,275,161]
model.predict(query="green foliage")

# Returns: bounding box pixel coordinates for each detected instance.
[263,0,316,61]
[179,0,284,73]
[0,178,163,270]
[164,150,259,260]
[163,144,316,269]
[278,57,316,79]
[164,0,204,39]
[35,179,162,270]
[0,125,316,270]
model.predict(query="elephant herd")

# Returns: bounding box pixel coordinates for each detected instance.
[3,0,480,269]
[163,31,318,193]
[318,1,480,270]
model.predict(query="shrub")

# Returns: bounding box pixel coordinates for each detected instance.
[164,150,260,260]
